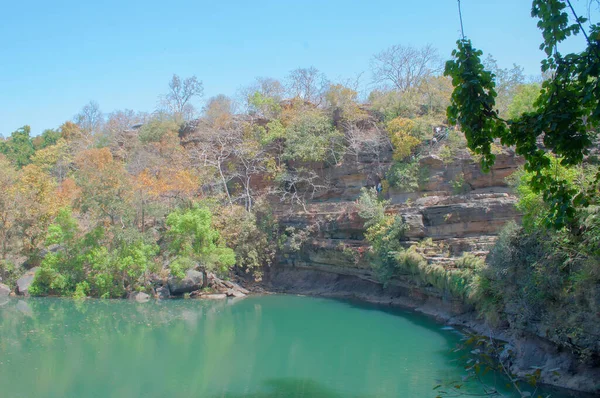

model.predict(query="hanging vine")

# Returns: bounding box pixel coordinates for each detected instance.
[444,0,600,228]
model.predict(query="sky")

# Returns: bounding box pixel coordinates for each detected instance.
[0,0,596,136]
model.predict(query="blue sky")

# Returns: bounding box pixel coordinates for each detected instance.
[0,0,595,135]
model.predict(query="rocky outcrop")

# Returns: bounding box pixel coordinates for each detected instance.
[167,270,204,295]
[155,286,170,300]
[16,267,39,296]
[128,292,150,303]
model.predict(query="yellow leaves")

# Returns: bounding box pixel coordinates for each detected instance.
[31,139,71,172]
[59,121,82,141]
[325,84,369,123]
[386,117,421,161]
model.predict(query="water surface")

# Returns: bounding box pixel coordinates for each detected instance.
[0,295,564,397]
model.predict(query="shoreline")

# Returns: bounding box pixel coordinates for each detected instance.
[257,265,600,396]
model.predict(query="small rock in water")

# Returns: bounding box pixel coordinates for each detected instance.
[129,292,150,303]
[16,267,40,297]
[0,283,10,297]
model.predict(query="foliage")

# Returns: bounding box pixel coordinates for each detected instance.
[506,83,541,119]
[138,118,180,144]
[386,117,421,161]
[29,207,159,298]
[356,188,387,227]
[248,91,282,119]
[386,157,428,192]
[0,126,35,168]
[283,109,344,163]
[212,204,276,278]
[445,1,600,227]
[166,206,235,278]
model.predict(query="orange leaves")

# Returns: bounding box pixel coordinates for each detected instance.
[75,147,114,171]
[133,168,199,201]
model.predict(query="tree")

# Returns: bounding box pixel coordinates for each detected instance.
[14,164,61,254]
[371,44,441,92]
[483,55,526,116]
[203,94,235,127]
[241,77,285,117]
[0,126,35,168]
[506,83,542,119]
[285,67,329,105]
[32,128,62,150]
[444,0,600,227]
[104,109,147,160]
[386,117,421,161]
[283,109,344,163]
[166,206,235,282]
[74,101,104,145]
[74,148,132,227]
[161,74,203,121]
[0,156,19,258]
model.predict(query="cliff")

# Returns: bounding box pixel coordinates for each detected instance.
[265,145,600,394]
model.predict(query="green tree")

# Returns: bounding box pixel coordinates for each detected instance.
[33,129,62,150]
[506,83,542,119]
[166,206,235,281]
[0,126,35,168]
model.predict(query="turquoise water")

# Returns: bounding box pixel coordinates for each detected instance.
[0,295,564,397]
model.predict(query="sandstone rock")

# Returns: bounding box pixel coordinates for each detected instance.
[0,283,10,297]
[226,289,246,298]
[203,293,226,300]
[168,270,204,295]
[129,292,150,302]
[155,286,170,300]
[402,213,426,238]
[16,267,40,296]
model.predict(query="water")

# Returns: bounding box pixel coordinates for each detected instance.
[0,295,567,398]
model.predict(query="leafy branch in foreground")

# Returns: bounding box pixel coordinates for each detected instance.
[445,0,600,228]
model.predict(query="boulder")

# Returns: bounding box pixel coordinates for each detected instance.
[155,286,170,300]
[202,293,227,300]
[168,270,204,295]
[128,292,150,303]
[226,289,246,298]
[16,267,40,296]
[0,283,10,297]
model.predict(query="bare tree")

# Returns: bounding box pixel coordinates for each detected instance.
[203,94,236,127]
[74,100,104,135]
[233,141,269,212]
[370,44,441,92]
[285,67,329,105]
[270,166,328,213]
[161,74,203,120]
[188,124,240,205]
[73,100,104,149]
[104,109,148,160]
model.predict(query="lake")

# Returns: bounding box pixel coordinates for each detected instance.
[0,295,566,397]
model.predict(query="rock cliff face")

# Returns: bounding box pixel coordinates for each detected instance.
[274,147,522,273]
[266,148,600,394]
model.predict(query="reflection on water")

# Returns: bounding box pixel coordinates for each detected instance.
[0,295,565,398]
